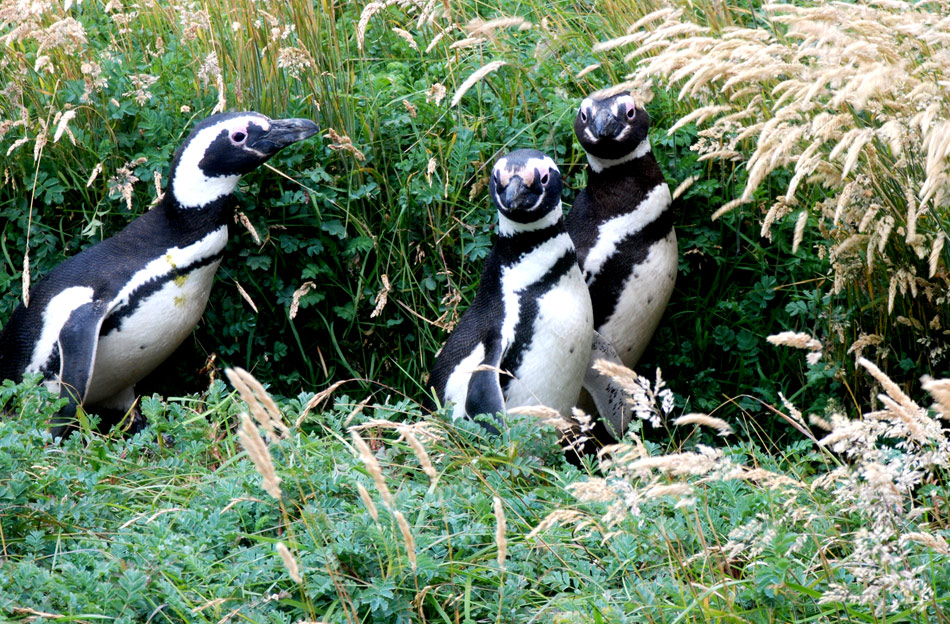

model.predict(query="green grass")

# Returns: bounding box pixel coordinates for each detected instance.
[2,0,950,621]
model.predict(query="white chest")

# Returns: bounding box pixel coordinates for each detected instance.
[85,259,221,404]
[582,184,672,282]
[84,225,228,405]
[599,229,677,367]
[503,258,593,418]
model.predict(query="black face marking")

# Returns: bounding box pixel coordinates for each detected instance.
[574,92,650,161]
[198,121,271,177]
[168,112,319,193]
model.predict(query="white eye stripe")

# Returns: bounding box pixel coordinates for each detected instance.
[172,113,271,208]
[492,155,558,186]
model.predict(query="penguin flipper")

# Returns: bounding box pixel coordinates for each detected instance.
[465,350,506,435]
[583,330,630,440]
[51,301,107,438]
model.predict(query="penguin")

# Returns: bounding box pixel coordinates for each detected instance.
[565,91,677,441]
[0,111,319,439]
[427,149,594,432]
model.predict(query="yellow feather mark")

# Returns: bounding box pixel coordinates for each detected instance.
[166,254,177,269]
[174,274,187,287]
[174,295,186,307]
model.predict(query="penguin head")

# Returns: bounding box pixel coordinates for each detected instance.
[490,149,563,232]
[574,92,650,169]
[169,111,319,208]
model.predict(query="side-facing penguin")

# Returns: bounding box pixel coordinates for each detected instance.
[427,149,594,432]
[0,112,319,438]
[565,91,677,441]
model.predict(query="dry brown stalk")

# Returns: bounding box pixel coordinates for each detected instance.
[276,542,302,584]
[351,430,393,508]
[493,496,507,570]
[393,510,417,571]
[225,367,290,440]
[237,413,282,500]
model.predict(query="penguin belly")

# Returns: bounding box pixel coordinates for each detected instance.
[503,269,593,418]
[84,260,220,405]
[598,229,677,367]
[83,226,229,406]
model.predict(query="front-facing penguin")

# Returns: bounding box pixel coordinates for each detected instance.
[0,112,319,438]
[565,91,677,440]
[427,149,593,432]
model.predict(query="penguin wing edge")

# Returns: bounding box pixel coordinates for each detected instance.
[464,341,506,435]
[52,300,108,437]
[583,330,630,440]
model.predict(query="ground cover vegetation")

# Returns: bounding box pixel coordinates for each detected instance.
[1,0,949,621]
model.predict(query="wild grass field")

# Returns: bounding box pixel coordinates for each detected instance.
[1,0,950,622]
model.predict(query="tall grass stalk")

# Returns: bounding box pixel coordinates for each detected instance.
[598,1,950,383]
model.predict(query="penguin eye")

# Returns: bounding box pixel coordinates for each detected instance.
[231,131,247,144]
[580,109,588,123]
[540,172,549,185]
[625,106,635,120]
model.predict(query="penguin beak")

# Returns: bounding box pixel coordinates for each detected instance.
[249,118,320,155]
[501,175,539,211]
[591,108,619,139]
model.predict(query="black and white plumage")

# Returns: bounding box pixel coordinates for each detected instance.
[428,149,593,432]
[0,112,319,438]
[565,92,677,439]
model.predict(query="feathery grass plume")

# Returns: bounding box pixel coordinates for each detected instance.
[324,128,365,161]
[527,510,585,539]
[108,160,139,211]
[21,250,29,308]
[672,413,733,437]
[465,16,529,38]
[390,27,418,49]
[493,496,507,570]
[777,392,806,429]
[921,376,950,419]
[426,83,446,105]
[85,162,102,187]
[370,274,391,318]
[235,212,261,245]
[357,2,387,51]
[767,331,823,364]
[903,532,950,556]
[237,413,282,500]
[593,360,673,427]
[791,210,807,253]
[351,430,393,508]
[398,427,437,482]
[508,404,575,433]
[930,233,945,278]
[356,482,379,523]
[352,418,445,443]
[809,413,832,432]
[234,279,258,312]
[576,63,600,79]
[52,109,76,144]
[225,367,290,440]
[289,281,317,321]
[671,175,696,200]
[6,137,29,157]
[450,60,506,107]
[275,542,302,584]
[642,483,693,500]
[566,478,617,504]
[617,2,950,357]
[393,510,417,571]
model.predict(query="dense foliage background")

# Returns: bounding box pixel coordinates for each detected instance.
[1,0,949,622]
